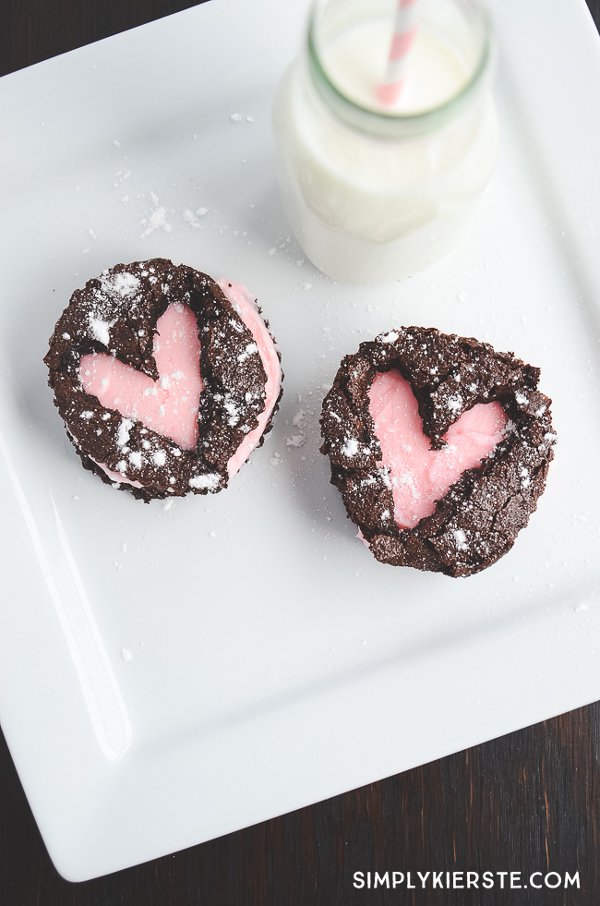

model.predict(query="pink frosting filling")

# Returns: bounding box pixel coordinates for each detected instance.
[89,459,145,489]
[78,281,281,487]
[81,303,202,450]
[368,370,507,530]
[217,280,281,477]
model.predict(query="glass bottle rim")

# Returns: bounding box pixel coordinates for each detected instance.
[306,0,494,137]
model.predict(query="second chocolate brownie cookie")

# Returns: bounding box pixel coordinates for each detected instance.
[321,327,556,577]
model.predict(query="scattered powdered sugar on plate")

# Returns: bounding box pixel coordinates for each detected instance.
[182,207,209,229]
[292,409,307,429]
[140,193,172,238]
[285,407,311,451]
[266,235,292,259]
[113,168,131,188]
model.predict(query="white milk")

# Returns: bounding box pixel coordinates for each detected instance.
[322,21,469,115]
[273,2,498,284]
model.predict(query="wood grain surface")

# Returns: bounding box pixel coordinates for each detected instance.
[1,2,600,904]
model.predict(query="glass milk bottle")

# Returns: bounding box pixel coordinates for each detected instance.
[273,0,498,284]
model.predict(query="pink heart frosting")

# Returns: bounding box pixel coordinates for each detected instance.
[78,281,281,488]
[80,303,202,450]
[369,370,507,529]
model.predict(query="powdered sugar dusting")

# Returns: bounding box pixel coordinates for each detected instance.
[141,195,172,238]
[189,473,220,491]
[152,449,167,467]
[117,418,133,448]
[447,394,463,414]
[453,529,468,551]
[238,342,258,363]
[128,451,142,468]
[89,318,112,346]
[342,438,359,457]
[100,271,139,298]
[183,207,209,229]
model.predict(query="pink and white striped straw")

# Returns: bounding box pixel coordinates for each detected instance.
[376,0,418,107]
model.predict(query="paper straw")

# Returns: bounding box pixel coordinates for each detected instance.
[376,0,418,107]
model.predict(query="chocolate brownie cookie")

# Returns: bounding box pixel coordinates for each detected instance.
[321,327,556,577]
[45,259,282,501]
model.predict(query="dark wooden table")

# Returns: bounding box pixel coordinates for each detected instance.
[2,2,600,904]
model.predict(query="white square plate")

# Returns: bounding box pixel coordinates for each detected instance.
[1,0,600,882]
